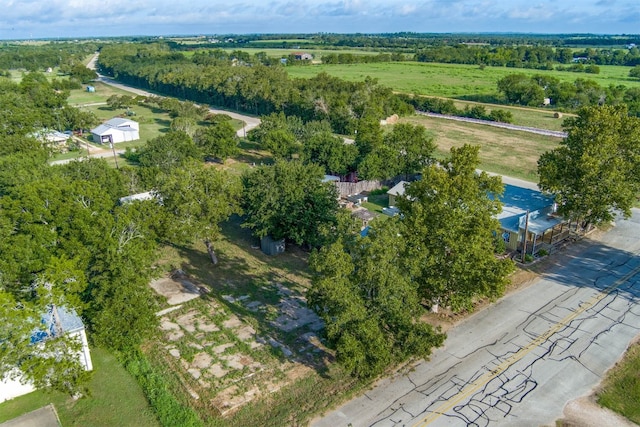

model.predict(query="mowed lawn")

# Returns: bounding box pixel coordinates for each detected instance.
[401,114,561,182]
[67,81,134,105]
[286,62,640,98]
[0,347,159,427]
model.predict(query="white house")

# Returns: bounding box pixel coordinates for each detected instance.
[0,306,93,402]
[91,118,139,144]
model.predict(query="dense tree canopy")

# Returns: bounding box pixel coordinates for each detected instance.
[241,161,339,248]
[136,131,201,174]
[193,120,239,161]
[358,122,435,180]
[309,220,445,378]
[156,160,242,264]
[538,105,640,225]
[398,145,514,312]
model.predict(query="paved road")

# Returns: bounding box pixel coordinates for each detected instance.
[95,75,261,138]
[418,111,568,138]
[87,53,261,138]
[314,209,640,427]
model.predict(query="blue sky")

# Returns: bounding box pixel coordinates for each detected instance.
[1,0,638,40]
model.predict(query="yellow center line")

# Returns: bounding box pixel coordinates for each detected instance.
[414,263,640,427]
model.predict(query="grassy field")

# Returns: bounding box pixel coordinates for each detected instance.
[286,61,640,98]
[597,341,640,424]
[184,47,381,60]
[402,114,561,182]
[437,98,570,131]
[0,347,159,427]
[67,81,133,105]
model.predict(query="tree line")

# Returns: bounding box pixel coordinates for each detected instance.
[98,43,412,135]
[496,73,640,115]
[0,42,98,72]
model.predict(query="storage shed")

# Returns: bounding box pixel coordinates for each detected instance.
[91,118,139,144]
[260,236,286,256]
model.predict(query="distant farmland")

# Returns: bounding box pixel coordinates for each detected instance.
[285,62,640,98]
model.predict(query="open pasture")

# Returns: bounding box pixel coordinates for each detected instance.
[401,114,561,182]
[286,61,640,98]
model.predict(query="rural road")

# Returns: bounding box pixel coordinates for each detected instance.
[86,53,261,138]
[313,208,640,427]
[417,111,568,138]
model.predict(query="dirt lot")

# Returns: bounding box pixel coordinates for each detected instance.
[150,270,328,417]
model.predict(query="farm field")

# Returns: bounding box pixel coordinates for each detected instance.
[401,114,561,182]
[285,61,640,98]
[185,47,378,60]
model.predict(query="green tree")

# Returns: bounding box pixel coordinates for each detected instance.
[497,74,545,106]
[538,105,640,226]
[629,65,640,80]
[398,145,514,312]
[302,131,357,175]
[248,112,301,160]
[137,131,201,174]
[384,123,436,179]
[106,94,134,110]
[0,290,92,396]
[156,160,241,264]
[169,116,198,137]
[241,161,339,248]
[194,121,239,161]
[308,220,445,378]
[69,63,97,83]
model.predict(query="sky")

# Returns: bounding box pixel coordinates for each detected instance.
[1,0,639,40]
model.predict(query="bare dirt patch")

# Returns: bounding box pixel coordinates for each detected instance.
[150,270,209,305]
[558,395,637,427]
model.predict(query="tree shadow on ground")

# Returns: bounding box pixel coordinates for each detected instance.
[170,217,331,376]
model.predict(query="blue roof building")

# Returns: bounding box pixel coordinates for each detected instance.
[496,184,567,255]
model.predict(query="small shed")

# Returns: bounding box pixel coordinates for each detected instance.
[86,85,95,92]
[352,208,376,229]
[387,181,409,206]
[347,193,368,205]
[261,236,285,256]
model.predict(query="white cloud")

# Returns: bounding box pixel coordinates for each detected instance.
[0,0,637,39]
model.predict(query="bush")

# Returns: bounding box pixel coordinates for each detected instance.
[488,109,514,123]
[537,249,549,257]
[368,187,389,196]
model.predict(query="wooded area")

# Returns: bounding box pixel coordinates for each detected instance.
[2,34,640,426]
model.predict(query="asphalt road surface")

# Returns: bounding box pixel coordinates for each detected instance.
[314,209,640,427]
[86,53,261,138]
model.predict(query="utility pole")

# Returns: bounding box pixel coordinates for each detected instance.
[102,135,119,169]
[521,210,530,263]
